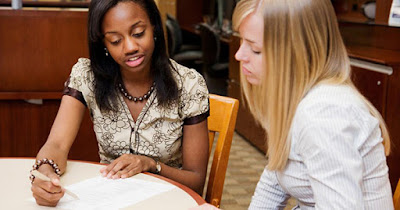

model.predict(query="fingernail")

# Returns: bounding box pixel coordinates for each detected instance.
[107,173,112,179]
[53,179,60,185]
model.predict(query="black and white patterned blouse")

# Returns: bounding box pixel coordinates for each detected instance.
[64,58,209,168]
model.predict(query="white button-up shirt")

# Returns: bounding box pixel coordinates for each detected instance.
[250,84,393,210]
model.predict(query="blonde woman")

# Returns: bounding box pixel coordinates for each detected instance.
[233,0,393,209]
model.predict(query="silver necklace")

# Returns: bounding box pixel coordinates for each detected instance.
[118,82,155,102]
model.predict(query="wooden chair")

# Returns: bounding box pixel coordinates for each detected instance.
[205,94,239,207]
[394,179,400,210]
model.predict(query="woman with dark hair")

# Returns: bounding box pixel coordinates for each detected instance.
[30,0,210,206]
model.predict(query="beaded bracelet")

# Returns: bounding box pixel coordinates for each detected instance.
[29,158,61,183]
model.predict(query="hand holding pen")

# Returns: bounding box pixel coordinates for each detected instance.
[30,168,78,206]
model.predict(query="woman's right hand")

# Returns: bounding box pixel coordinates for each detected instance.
[30,167,65,207]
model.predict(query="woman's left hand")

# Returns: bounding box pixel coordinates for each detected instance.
[99,154,155,179]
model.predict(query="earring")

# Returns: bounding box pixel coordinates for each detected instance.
[104,47,109,56]
[154,37,157,42]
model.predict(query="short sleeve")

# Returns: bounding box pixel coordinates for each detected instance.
[175,64,210,125]
[63,58,93,107]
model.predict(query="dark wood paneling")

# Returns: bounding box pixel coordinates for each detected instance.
[333,0,393,25]
[176,0,203,33]
[375,0,393,25]
[0,92,62,100]
[339,22,400,52]
[351,66,388,115]
[0,9,98,162]
[0,9,88,92]
[228,35,240,83]
[0,100,99,161]
[347,46,400,66]
[0,100,58,157]
[0,0,90,7]
[70,109,99,162]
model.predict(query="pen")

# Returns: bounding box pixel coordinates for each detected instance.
[31,170,80,200]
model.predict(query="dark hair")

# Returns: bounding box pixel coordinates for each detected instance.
[88,0,178,111]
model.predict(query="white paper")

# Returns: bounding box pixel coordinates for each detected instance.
[389,0,400,26]
[30,176,176,210]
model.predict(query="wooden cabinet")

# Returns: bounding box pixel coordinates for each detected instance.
[0,100,99,161]
[176,0,204,33]
[351,65,388,115]
[332,0,393,25]
[0,8,99,162]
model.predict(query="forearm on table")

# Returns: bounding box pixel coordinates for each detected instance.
[157,163,206,195]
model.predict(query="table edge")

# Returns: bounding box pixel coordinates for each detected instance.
[0,157,206,205]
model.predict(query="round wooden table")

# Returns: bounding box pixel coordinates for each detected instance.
[0,157,205,209]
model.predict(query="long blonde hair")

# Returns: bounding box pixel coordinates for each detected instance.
[233,0,390,170]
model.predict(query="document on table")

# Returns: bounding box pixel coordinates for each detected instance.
[30,176,176,210]
[389,0,400,26]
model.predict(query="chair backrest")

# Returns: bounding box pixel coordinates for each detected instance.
[198,22,221,66]
[165,14,183,56]
[395,179,400,210]
[206,94,239,207]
